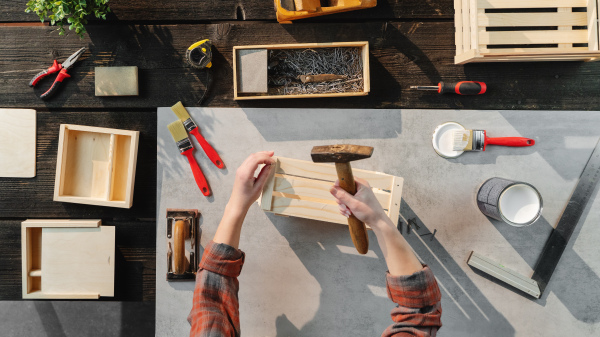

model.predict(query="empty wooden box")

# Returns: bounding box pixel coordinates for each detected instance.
[54,124,139,208]
[259,157,403,226]
[233,42,370,100]
[454,0,600,63]
[22,219,115,299]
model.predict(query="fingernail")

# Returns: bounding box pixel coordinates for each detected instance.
[330,186,336,195]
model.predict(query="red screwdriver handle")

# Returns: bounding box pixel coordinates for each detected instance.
[439,81,486,95]
[486,137,535,147]
[182,149,211,196]
[190,128,225,169]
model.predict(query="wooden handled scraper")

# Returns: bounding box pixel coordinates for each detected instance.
[311,144,374,254]
[166,209,201,281]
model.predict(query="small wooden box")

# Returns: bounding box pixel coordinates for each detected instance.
[233,42,370,100]
[454,0,600,63]
[22,219,115,299]
[54,124,139,208]
[259,157,403,226]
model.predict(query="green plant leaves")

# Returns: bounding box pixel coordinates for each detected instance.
[25,0,110,38]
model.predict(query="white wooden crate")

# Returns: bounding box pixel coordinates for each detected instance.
[454,0,600,63]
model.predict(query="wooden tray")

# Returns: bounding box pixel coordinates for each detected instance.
[22,219,115,299]
[233,42,370,100]
[259,156,402,226]
[454,0,600,63]
[53,124,139,208]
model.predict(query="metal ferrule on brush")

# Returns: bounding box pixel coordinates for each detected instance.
[176,137,193,153]
[472,130,485,151]
[182,118,197,132]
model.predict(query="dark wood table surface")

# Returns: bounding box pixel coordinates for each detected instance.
[1,0,599,303]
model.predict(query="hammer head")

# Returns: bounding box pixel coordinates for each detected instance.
[311,144,374,163]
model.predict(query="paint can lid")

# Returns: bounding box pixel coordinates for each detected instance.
[432,122,465,158]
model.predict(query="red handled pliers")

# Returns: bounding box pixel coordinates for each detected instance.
[28,47,86,100]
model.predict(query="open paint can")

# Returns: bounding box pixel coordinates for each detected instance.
[432,122,466,158]
[477,177,543,227]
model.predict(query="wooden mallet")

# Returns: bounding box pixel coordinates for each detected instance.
[311,144,374,254]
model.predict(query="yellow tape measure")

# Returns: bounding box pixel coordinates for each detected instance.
[186,39,212,69]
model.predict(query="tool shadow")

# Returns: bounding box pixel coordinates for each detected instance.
[267,198,515,336]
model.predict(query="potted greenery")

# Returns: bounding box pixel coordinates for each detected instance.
[25,0,111,38]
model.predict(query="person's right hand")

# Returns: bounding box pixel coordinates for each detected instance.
[329,178,389,227]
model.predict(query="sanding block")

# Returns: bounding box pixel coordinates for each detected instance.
[166,209,201,281]
[95,66,139,96]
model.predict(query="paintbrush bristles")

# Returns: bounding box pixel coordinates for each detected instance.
[167,120,189,142]
[453,130,473,151]
[171,101,191,121]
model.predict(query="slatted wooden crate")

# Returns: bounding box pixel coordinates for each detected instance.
[454,0,600,63]
[259,157,403,227]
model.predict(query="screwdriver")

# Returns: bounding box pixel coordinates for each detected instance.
[410,81,486,95]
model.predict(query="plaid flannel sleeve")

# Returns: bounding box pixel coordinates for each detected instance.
[381,265,442,337]
[188,240,245,337]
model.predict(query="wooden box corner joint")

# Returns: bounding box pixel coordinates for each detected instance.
[21,219,115,299]
[454,0,600,63]
[259,156,403,227]
[53,124,140,208]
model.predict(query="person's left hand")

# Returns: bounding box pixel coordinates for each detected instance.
[228,151,275,211]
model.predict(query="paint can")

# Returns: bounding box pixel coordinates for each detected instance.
[477,177,543,227]
[432,122,466,158]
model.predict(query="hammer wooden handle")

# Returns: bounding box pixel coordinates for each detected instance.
[173,220,188,274]
[335,162,369,254]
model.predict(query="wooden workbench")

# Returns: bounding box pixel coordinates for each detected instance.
[1,0,599,330]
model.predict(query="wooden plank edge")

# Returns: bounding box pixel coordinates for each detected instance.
[259,158,279,211]
[386,176,404,227]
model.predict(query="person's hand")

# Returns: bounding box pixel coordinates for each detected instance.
[228,151,275,212]
[330,178,389,227]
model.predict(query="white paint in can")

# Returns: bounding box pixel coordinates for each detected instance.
[432,122,465,158]
[499,184,542,226]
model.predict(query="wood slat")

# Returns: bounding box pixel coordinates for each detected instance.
[1,0,453,22]
[273,174,391,207]
[479,30,588,45]
[270,196,350,225]
[588,0,600,50]
[480,47,591,54]
[478,0,588,9]
[478,12,587,27]
[275,157,395,191]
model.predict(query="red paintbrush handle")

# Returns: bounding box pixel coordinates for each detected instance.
[190,128,225,169]
[486,137,535,147]
[182,149,211,196]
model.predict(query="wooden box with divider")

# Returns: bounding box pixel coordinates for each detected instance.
[454,0,600,63]
[53,124,139,208]
[258,156,403,226]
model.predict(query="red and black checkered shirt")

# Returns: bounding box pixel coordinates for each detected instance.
[189,241,442,337]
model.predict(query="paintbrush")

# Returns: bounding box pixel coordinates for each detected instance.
[171,102,225,169]
[167,120,211,196]
[453,129,535,151]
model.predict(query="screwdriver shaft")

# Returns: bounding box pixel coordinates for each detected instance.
[410,86,439,90]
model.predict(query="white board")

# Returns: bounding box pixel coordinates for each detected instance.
[0,109,36,177]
